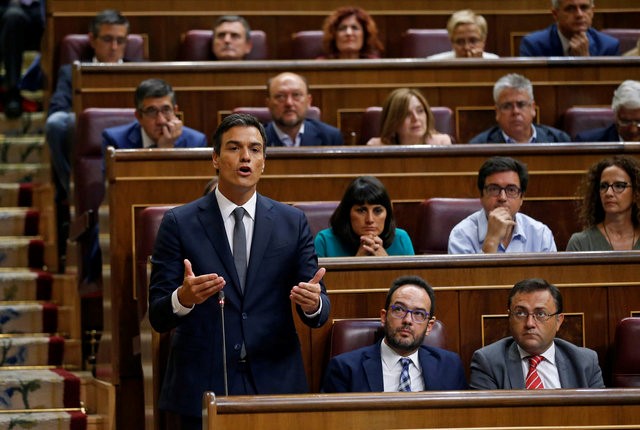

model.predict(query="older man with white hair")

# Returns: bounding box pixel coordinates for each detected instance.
[576,80,640,142]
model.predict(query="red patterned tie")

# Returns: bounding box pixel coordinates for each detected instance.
[525,355,545,389]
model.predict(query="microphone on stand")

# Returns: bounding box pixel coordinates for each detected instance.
[218,290,229,396]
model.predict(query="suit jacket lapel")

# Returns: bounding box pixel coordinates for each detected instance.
[555,341,572,388]
[507,342,525,389]
[300,120,317,146]
[363,343,384,391]
[418,347,436,389]
[244,194,274,295]
[196,193,242,295]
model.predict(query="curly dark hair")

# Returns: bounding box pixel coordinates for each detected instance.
[321,6,384,59]
[329,176,396,254]
[577,155,640,228]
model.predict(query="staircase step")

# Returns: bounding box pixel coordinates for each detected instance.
[0,208,39,236]
[0,302,79,337]
[0,183,34,207]
[0,136,46,164]
[0,270,53,301]
[0,410,87,429]
[0,237,45,269]
[0,368,81,410]
[0,335,81,367]
[0,112,45,137]
[0,163,49,184]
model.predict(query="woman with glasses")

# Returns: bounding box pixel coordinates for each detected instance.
[428,10,499,59]
[367,88,452,146]
[314,176,415,257]
[319,6,383,59]
[567,155,640,250]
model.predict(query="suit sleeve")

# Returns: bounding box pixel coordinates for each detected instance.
[586,349,605,388]
[48,66,72,116]
[469,350,500,389]
[519,36,537,57]
[329,126,344,145]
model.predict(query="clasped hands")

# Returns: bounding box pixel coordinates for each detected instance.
[356,234,388,256]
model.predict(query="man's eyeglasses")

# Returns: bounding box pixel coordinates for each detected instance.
[388,304,430,323]
[271,92,306,103]
[599,181,631,194]
[484,184,522,198]
[139,105,174,119]
[617,119,640,128]
[497,101,532,112]
[98,35,127,45]
[509,309,560,323]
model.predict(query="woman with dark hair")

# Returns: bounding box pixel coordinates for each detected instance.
[566,155,640,250]
[320,6,383,59]
[367,88,452,145]
[314,176,414,257]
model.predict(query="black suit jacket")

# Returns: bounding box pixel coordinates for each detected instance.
[469,124,571,144]
[265,118,344,146]
[149,192,330,417]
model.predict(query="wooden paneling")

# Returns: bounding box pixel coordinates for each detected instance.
[204,390,640,429]
[72,58,640,142]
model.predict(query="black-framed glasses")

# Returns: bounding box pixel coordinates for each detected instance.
[139,105,174,119]
[497,101,532,111]
[617,119,640,128]
[483,184,522,198]
[98,35,127,45]
[599,181,631,194]
[389,304,430,323]
[509,309,560,323]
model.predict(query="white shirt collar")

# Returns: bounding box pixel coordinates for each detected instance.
[516,341,557,366]
[272,121,305,147]
[140,127,156,148]
[214,187,257,221]
[380,338,421,370]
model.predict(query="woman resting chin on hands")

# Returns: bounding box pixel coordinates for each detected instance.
[314,176,415,257]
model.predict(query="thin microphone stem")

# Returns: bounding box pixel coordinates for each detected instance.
[219,290,228,396]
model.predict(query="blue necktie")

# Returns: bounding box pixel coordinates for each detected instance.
[232,207,247,292]
[398,357,412,392]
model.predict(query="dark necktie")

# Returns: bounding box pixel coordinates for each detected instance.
[398,357,412,392]
[232,207,247,291]
[525,355,545,389]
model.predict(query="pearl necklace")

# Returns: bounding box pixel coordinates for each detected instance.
[602,222,638,250]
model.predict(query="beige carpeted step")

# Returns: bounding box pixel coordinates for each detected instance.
[0,237,45,269]
[0,136,46,164]
[0,183,34,207]
[0,163,49,184]
[0,302,77,336]
[0,411,87,429]
[0,335,81,367]
[0,368,82,410]
[0,208,39,236]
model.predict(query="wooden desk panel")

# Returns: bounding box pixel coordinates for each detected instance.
[72,58,640,142]
[204,389,640,430]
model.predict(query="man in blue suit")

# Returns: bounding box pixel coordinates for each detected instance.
[470,278,604,389]
[322,275,467,393]
[265,72,344,146]
[149,113,330,430]
[469,74,570,144]
[102,78,207,149]
[576,80,640,142]
[519,0,619,57]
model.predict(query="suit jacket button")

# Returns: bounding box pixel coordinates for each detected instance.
[234,343,241,351]
[242,313,248,320]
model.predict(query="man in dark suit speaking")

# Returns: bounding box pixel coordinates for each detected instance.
[470,278,604,389]
[148,113,330,429]
[265,72,344,146]
[322,275,467,393]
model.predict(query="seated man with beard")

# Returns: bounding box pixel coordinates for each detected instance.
[321,275,467,392]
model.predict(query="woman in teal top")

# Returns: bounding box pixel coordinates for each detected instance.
[315,176,415,257]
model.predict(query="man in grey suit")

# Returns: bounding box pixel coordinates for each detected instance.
[470,278,604,389]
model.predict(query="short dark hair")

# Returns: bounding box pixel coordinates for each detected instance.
[90,9,129,36]
[507,278,563,314]
[212,113,267,156]
[477,156,529,195]
[213,15,251,41]
[329,176,396,253]
[385,275,436,316]
[134,79,176,111]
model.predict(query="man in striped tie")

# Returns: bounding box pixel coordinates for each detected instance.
[469,278,604,389]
